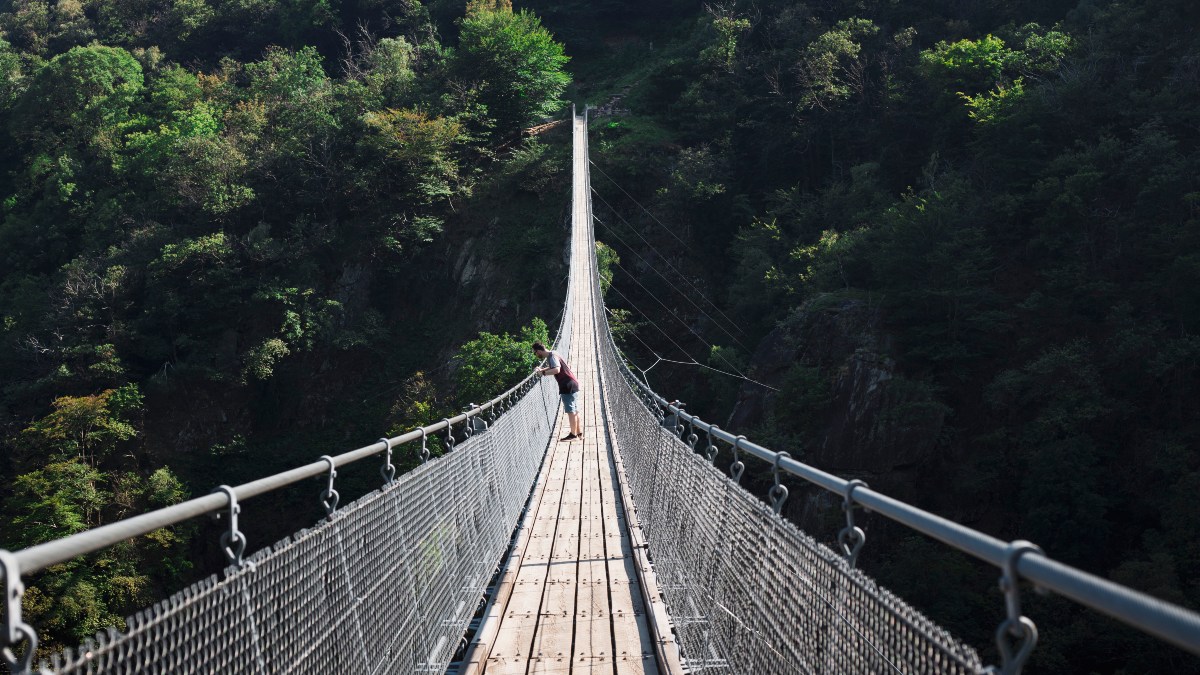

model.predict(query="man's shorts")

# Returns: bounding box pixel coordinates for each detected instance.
[560,391,579,413]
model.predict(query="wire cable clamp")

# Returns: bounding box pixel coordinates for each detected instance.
[985,540,1043,675]
[1,550,37,675]
[730,435,747,484]
[837,480,869,568]
[211,485,249,569]
[319,455,340,516]
[769,452,791,514]
[379,437,396,485]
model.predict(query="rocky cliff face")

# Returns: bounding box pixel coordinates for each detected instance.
[730,294,946,480]
[449,217,570,335]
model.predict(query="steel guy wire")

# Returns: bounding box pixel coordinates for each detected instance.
[652,356,780,393]
[590,184,748,338]
[588,158,694,252]
[610,258,753,379]
[609,285,777,386]
[594,214,750,352]
[605,306,673,382]
[606,285,779,392]
[606,281,696,362]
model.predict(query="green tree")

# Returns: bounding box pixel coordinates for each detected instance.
[0,38,29,110]
[3,462,193,655]
[6,460,109,546]
[797,19,880,112]
[10,44,144,153]
[362,108,463,207]
[385,371,451,462]
[454,317,549,405]
[355,37,418,109]
[918,34,1011,94]
[243,45,336,163]
[701,8,751,72]
[455,3,570,136]
[2,390,191,655]
[16,385,142,467]
[596,241,618,293]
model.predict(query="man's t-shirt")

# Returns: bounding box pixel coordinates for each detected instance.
[546,352,580,394]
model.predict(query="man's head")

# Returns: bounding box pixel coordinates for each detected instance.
[532,342,548,358]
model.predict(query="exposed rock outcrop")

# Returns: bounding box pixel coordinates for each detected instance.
[730,294,946,477]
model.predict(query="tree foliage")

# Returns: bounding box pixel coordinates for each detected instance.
[587,0,1200,671]
[455,3,570,135]
[0,0,574,659]
[453,317,549,407]
[0,384,192,655]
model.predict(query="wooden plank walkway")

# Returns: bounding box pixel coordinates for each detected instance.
[459,115,677,675]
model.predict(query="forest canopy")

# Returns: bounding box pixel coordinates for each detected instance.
[0,0,571,658]
[545,0,1200,672]
[2,0,1200,672]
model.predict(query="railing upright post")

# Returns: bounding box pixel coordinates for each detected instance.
[1,550,36,675]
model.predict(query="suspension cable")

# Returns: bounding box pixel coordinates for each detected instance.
[589,159,693,251]
[606,284,778,392]
[610,258,752,379]
[606,282,698,362]
[591,184,748,338]
[595,215,750,352]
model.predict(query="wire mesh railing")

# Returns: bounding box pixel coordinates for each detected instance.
[34,383,562,675]
[1,209,577,675]
[588,195,1200,674]
[6,106,1200,675]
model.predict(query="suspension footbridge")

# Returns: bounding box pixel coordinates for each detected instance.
[2,113,1199,675]
[457,118,670,675]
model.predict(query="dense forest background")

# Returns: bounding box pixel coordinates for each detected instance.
[1,0,1198,672]
[0,0,575,661]
[564,0,1200,672]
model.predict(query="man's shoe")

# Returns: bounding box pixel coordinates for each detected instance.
[560,433,577,441]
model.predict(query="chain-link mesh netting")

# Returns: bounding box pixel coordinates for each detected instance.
[591,258,984,674]
[24,114,986,674]
[20,115,594,675]
[40,308,574,675]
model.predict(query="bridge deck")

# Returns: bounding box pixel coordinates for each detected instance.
[460,117,662,675]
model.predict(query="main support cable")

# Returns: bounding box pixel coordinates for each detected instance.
[594,213,750,352]
[597,277,1200,669]
[590,183,747,338]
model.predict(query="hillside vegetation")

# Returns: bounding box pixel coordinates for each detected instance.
[2,0,1199,672]
[536,0,1199,672]
[0,0,572,658]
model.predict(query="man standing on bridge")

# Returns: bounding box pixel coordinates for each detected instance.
[533,342,582,440]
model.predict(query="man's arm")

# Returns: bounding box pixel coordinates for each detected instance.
[538,353,561,376]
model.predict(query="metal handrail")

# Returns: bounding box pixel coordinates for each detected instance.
[7,282,572,579]
[1,109,579,675]
[599,322,1200,658]
[10,369,543,576]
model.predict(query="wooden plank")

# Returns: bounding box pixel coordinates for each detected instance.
[480,421,574,674]
[527,613,578,673]
[573,431,615,673]
[486,610,540,675]
[528,435,582,667]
